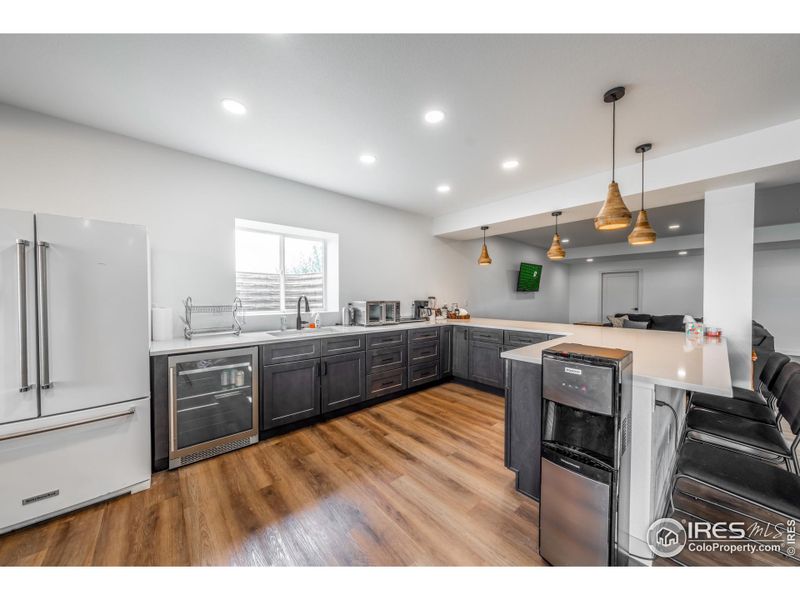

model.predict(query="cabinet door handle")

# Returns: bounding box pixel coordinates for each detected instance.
[323,361,328,376]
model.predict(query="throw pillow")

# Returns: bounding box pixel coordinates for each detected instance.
[622,319,649,329]
[607,315,628,328]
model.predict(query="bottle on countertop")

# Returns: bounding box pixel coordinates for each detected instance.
[313,313,321,328]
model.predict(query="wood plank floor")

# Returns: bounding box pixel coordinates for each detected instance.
[0,382,545,566]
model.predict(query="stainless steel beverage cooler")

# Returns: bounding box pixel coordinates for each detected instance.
[538,343,633,566]
[168,347,259,469]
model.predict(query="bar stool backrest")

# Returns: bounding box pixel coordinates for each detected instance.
[760,352,791,390]
[777,373,800,435]
[771,362,800,403]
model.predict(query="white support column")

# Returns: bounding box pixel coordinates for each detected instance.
[703,183,755,388]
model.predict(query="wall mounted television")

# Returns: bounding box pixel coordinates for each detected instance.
[517,262,542,292]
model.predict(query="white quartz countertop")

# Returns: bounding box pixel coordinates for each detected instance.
[494,319,732,396]
[150,316,732,396]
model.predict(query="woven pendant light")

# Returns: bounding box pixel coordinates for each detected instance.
[594,87,632,231]
[478,225,492,265]
[546,211,566,261]
[628,143,657,246]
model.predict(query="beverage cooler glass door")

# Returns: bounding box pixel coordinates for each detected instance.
[169,347,259,463]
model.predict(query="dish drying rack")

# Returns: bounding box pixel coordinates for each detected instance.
[181,296,244,340]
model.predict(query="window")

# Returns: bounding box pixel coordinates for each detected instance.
[235,219,339,314]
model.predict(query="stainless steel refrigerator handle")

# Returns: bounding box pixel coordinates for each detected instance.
[0,407,135,442]
[37,241,52,389]
[16,239,31,392]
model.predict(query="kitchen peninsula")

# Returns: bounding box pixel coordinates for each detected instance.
[150,316,732,564]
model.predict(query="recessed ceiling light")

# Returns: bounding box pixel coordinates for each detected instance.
[586,258,594,262]
[436,184,451,194]
[359,154,377,165]
[221,98,247,115]
[501,159,520,171]
[668,224,681,230]
[424,109,445,124]
[561,238,570,244]
[678,251,688,255]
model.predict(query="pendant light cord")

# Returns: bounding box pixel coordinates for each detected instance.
[555,213,558,235]
[611,101,616,182]
[641,148,645,211]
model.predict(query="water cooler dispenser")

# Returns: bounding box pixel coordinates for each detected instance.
[538,343,633,566]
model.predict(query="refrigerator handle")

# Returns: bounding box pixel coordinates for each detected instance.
[16,239,31,392]
[37,241,53,389]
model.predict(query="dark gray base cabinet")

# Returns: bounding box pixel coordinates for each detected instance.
[440,325,452,376]
[452,326,470,379]
[468,340,503,387]
[262,358,320,429]
[321,351,365,413]
[504,359,543,500]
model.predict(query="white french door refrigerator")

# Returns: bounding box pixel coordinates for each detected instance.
[0,210,151,534]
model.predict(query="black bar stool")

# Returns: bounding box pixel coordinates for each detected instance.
[684,372,800,473]
[689,362,800,425]
[690,352,790,410]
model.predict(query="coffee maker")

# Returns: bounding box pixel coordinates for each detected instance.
[412,297,437,320]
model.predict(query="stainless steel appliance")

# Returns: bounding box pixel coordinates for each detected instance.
[538,343,632,566]
[412,299,431,320]
[341,303,355,326]
[0,210,151,534]
[168,347,259,469]
[351,301,401,326]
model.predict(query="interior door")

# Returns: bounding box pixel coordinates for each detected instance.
[36,214,149,416]
[601,271,640,320]
[0,209,38,424]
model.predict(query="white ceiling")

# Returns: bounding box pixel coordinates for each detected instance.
[1,34,800,217]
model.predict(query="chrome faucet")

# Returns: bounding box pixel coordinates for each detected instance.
[296,295,310,330]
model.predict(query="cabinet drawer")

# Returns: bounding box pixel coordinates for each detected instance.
[408,327,439,342]
[469,328,503,344]
[321,334,365,356]
[367,368,407,400]
[366,330,406,349]
[409,340,439,363]
[367,346,406,374]
[503,330,548,347]
[408,359,440,387]
[261,340,320,364]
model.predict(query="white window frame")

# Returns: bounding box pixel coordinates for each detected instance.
[235,218,339,316]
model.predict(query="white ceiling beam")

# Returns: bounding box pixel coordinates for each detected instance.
[433,118,800,239]
[559,222,800,262]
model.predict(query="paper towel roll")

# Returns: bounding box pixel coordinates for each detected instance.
[152,306,174,341]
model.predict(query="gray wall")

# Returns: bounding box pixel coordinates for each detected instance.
[753,247,800,355]
[568,254,705,323]
[460,236,570,322]
[0,103,474,336]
